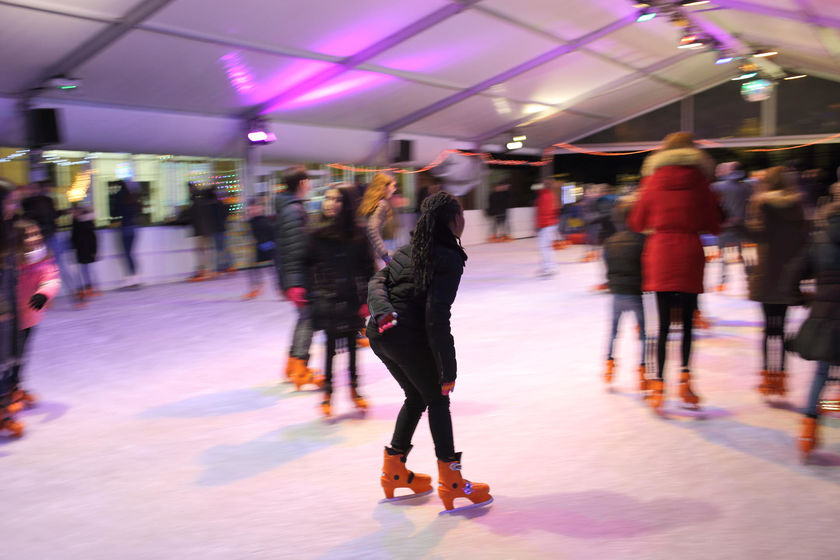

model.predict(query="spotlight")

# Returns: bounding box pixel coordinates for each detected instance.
[731,72,758,81]
[633,1,652,7]
[715,53,734,65]
[784,73,807,80]
[512,135,527,142]
[46,76,81,90]
[506,141,524,150]
[636,8,657,22]
[753,48,778,58]
[247,118,276,145]
[680,0,710,6]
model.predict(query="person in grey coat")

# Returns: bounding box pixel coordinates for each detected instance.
[712,161,752,290]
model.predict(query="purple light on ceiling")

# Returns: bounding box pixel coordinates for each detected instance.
[266,72,393,113]
[374,46,465,73]
[219,52,256,96]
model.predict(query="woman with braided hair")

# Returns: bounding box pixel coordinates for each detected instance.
[366,191,492,514]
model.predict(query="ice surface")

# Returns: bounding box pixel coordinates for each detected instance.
[2,240,839,560]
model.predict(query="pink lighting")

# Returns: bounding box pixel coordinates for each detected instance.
[247,131,276,143]
[220,52,257,95]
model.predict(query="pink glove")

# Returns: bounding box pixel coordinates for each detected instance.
[376,312,398,334]
[441,381,455,396]
[358,303,369,319]
[285,287,308,308]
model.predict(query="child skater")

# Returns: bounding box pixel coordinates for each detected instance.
[306,186,373,417]
[8,219,60,414]
[366,191,493,514]
[71,203,99,300]
[603,200,647,392]
[243,196,275,300]
[790,199,840,462]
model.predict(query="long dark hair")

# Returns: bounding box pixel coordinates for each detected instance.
[411,191,464,290]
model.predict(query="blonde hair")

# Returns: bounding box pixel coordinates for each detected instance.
[762,166,786,191]
[661,131,696,150]
[359,172,395,217]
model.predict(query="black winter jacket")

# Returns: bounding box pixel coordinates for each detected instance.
[71,214,98,264]
[248,215,275,263]
[745,189,809,305]
[274,193,308,291]
[603,230,645,295]
[792,202,840,363]
[306,221,373,334]
[367,242,466,383]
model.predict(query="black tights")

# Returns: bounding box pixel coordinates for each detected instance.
[323,331,357,394]
[761,303,788,372]
[368,323,455,461]
[655,292,698,379]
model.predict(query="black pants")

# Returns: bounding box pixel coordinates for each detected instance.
[761,303,788,372]
[9,327,34,388]
[367,322,455,461]
[655,292,698,379]
[120,226,137,275]
[323,331,357,394]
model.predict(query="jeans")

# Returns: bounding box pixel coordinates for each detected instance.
[537,226,557,274]
[8,327,34,389]
[213,231,233,272]
[78,263,95,289]
[368,323,455,461]
[718,229,743,284]
[120,226,137,275]
[290,304,313,362]
[45,234,75,295]
[805,361,831,417]
[607,294,645,363]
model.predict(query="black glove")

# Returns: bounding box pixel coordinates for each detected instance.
[29,293,47,311]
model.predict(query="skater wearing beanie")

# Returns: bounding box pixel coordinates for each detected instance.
[628,132,721,415]
[367,192,492,513]
[790,198,840,462]
[603,199,647,391]
[305,186,373,417]
[275,169,320,388]
[8,220,60,416]
[0,182,24,437]
[745,166,808,400]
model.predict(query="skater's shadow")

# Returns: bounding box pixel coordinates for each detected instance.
[196,420,345,486]
[140,386,296,419]
[18,400,71,423]
[473,491,718,539]
[317,501,461,559]
[678,418,840,483]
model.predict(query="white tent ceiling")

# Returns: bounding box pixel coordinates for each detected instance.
[0,0,838,162]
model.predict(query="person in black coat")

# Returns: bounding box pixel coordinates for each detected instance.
[208,187,233,274]
[486,181,510,242]
[305,186,373,417]
[274,169,318,386]
[745,166,809,398]
[367,192,492,513]
[243,195,275,299]
[70,204,99,296]
[602,199,646,391]
[791,200,840,461]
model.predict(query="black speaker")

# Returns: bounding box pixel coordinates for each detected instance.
[26,108,62,147]
[391,139,413,163]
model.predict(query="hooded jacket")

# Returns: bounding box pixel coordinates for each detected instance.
[745,188,809,304]
[628,147,721,293]
[792,202,840,363]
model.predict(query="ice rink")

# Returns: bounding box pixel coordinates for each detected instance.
[3,240,839,560]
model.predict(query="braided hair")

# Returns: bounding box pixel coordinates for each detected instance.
[411,191,463,291]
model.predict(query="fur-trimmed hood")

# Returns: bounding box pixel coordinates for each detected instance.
[753,188,802,209]
[641,147,715,179]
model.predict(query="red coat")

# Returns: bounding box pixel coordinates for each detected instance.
[535,188,558,229]
[628,148,721,294]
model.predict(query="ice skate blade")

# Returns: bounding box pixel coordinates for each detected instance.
[438,496,494,515]
[378,489,434,503]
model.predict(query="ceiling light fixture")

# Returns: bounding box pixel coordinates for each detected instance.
[783,73,807,80]
[680,0,710,6]
[636,8,657,22]
[753,49,779,58]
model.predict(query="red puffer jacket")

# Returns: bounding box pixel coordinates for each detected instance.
[535,188,558,229]
[628,148,721,294]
